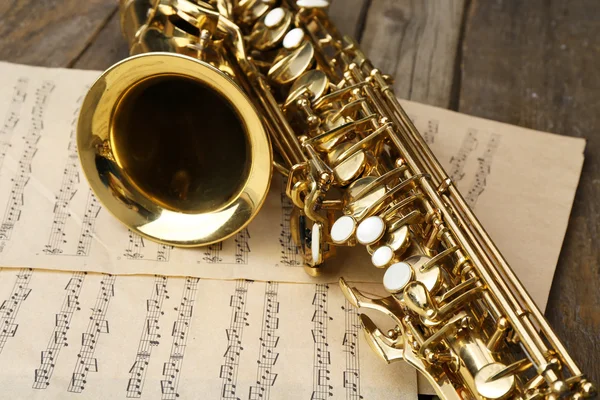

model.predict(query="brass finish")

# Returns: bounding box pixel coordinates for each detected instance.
[78,52,271,246]
[77,1,596,399]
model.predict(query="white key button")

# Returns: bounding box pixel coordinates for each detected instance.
[283,28,305,49]
[356,216,385,245]
[297,0,329,8]
[331,215,356,244]
[383,262,413,293]
[311,222,322,265]
[371,246,393,268]
[264,7,285,28]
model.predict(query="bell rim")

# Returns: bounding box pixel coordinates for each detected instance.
[77,52,272,247]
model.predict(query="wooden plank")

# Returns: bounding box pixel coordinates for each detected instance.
[459,0,600,385]
[328,0,370,39]
[0,0,117,67]
[359,0,465,108]
[73,12,130,71]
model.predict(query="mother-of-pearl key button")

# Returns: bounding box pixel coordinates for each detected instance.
[383,262,414,293]
[356,216,386,245]
[311,222,321,264]
[283,28,305,49]
[372,245,393,268]
[297,0,330,8]
[264,7,285,28]
[331,215,356,244]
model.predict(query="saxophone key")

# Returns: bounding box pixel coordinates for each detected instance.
[371,245,394,268]
[327,141,367,186]
[473,363,516,399]
[382,261,413,294]
[404,281,437,320]
[248,7,293,51]
[289,69,329,102]
[343,176,386,218]
[234,0,271,26]
[330,215,356,244]
[296,0,330,9]
[383,224,411,254]
[283,27,306,50]
[404,255,442,294]
[359,314,404,364]
[268,41,315,84]
[355,215,386,245]
[310,221,323,265]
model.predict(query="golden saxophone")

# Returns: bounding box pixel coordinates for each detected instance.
[76,0,597,398]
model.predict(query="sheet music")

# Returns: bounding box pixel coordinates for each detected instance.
[0,268,417,399]
[0,61,586,304]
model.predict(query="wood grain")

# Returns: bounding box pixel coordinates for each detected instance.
[0,0,117,67]
[73,12,130,71]
[328,0,371,39]
[360,0,465,108]
[459,0,600,384]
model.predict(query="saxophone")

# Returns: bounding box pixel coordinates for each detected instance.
[76,0,597,398]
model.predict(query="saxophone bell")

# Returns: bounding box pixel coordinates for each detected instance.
[77,52,272,246]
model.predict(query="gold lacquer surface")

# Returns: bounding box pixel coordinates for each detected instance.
[78,53,272,246]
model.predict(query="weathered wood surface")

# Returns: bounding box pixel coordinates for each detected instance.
[73,12,129,70]
[0,0,117,67]
[329,0,370,39]
[360,0,465,108]
[459,0,600,384]
[0,0,598,392]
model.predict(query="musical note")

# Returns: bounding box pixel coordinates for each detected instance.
[279,177,302,267]
[67,274,116,393]
[449,129,478,183]
[203,241,224,264]
[75,191,101,256]
[0,81,54,244]
[0,268,33,355]
[201,229,250,265]
[0,268,419,399]
[219,279,251,400]
[311,284,333,400]
[156,243,174,262]
[124,230,145,260]
[423,119,439,145]
[0,77,28,174]
[124,230,175,262]
[249,282,280,400]
[160,277,199,400]
[32,272,86,389]
[127,276,169,398]
[43,90,86,255]
[466,133,501,209]
[342,300,363,399]
[234,228,250,265]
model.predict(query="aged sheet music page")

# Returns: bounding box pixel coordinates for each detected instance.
[0,268,417,399]
[0,61,586,397]
[0,61,585,309]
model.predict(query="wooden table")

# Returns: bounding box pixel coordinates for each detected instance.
[1,0,598,391]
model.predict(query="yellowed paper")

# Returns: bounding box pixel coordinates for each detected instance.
[0,61,380,284]
[0,61,586,397]
[405,105,585,396]
[0,62,586,306]
[406,104,585,312]
[0,268,417,399]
